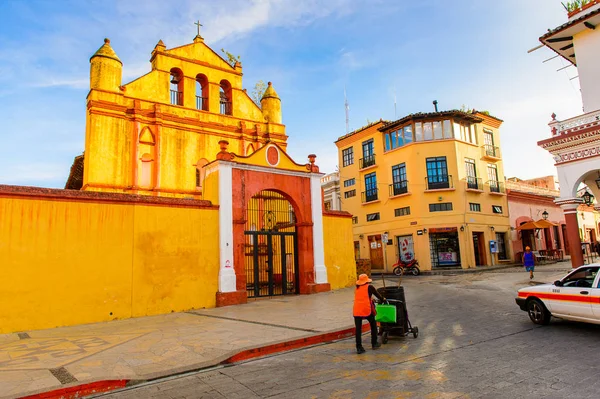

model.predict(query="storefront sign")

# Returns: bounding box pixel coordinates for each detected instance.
[410,221,417,225]
[417,230,423,235]
[429,227,458,233]
[370,242,377,249]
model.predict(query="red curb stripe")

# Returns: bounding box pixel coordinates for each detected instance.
[18,380,128,399]
[223,324,370,364]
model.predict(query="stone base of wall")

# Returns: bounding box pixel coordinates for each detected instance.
[356,259,371,277]
[216,290,248,307]
[303,283,331,294]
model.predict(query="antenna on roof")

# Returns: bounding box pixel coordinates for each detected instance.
[344,86,350,134]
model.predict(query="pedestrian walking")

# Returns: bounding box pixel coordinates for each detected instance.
[523,246,535,280]
[353,273,384,354]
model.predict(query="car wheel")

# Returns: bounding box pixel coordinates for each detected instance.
[527,299,551,325]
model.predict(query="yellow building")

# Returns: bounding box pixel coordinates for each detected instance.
[73,33,285,197]
[335,110,511,272]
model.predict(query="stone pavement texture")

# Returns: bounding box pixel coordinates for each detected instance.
[0,262,572,399]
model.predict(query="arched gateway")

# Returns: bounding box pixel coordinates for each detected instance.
[202,141,331,306]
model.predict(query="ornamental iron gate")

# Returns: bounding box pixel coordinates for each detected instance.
[244,190,298,298]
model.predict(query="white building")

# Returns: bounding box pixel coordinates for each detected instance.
[320,172,341,211]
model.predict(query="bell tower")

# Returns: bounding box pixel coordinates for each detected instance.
[89,38,122,92]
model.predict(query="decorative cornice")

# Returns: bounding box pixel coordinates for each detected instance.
[554,145,600,165]
[538,126,600,151]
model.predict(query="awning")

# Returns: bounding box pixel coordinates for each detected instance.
[516,219,558,231]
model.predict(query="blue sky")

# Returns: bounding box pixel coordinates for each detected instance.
[0,0,584,188]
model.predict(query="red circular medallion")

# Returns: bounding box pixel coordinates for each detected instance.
[267,146,279,166]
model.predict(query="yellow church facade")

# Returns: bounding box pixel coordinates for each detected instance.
[0,33,355,334]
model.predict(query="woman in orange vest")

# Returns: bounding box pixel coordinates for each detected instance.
[353,273,384,354]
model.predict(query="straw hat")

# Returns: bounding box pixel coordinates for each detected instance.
[356,273,372,285]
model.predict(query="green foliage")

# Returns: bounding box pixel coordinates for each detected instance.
[562,0,591,12]
[220,48,241,67]
[250,80,267,107]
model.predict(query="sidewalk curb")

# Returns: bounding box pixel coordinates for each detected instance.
[14,324,369,399]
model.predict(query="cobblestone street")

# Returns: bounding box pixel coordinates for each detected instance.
[95,266,600,399]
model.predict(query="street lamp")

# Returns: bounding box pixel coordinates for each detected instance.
[581,190,594,206]
[542,210,549,220]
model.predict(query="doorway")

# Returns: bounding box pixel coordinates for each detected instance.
[472,232,486,266]
[368,235,384,269]
[244,190,298,298]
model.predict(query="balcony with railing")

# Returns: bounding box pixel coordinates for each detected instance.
[359,155,376,169]
[488,181,506,194]
[425,175,453,191]
[466,176,483,191]
[220,100,232,115]
[196,96,207,111]
[482,144,501,160]
[549,108,600,137]
[361,189,379,203]
[389,181,408,197]
[170,90,183,106]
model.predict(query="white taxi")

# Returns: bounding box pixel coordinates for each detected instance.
[516,264,600,325]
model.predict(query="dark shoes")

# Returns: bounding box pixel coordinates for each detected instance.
[356,346,366,354]
[372,342,382,349]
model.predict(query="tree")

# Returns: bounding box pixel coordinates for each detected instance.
[250,80,267,107]
[220,49,240,67]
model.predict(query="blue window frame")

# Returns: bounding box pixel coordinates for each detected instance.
[426,157,449,189]
[364,172,377,202]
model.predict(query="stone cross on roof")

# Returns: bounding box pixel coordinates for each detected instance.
[194,20,203,37]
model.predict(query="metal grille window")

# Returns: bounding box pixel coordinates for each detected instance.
[488,164,500,192]
[364,172,378,202]
[352,216,358,224]
[366,212,380,222]
[342,147,354,167]
[492,205,503,214]
[429,202,453,212]
[344,189,356,199]
[391,163,408,195]
[426,157,449,189]
[343,178,355,187]
[465,158,480,189]
[496,232,508,260]
[469,203,481,212]
[394,207,411,217]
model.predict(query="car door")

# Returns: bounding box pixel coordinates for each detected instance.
[589,268,600,320]
[553,267,598,319]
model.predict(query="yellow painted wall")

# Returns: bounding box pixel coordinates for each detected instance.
[323,215,356,290]
[0,195,219,334]
[336,114,511,272]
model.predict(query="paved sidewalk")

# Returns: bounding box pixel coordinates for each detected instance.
[0,264,572,399]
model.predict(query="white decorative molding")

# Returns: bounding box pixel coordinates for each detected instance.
[558,109,600,134]
[218,162,236,293]
[231,162,324,178]
[310,174,328,284]
[555,145,600,164]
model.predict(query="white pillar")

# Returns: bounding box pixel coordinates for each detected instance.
[310,174,328,284]
[218,162,236,292]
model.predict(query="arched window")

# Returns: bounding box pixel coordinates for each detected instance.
[195,158,209,190]
[169,68,183,106]
[219,79,232,115]
[196,74,208,111]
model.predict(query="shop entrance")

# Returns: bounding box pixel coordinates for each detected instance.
[429,228,461,268]
[472,232,485,266]
[368,235,384,269]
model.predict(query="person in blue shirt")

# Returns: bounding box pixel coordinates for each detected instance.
[523,246,536,279]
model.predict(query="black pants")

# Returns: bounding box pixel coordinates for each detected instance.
[354,314,377,348]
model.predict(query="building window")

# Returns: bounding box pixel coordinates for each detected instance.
[483,129,497,156]
[469,203,481,212]
[496,232,508,260]
[454,121,475,144]
[324,201,332,211]
[195,74,209,111]
[391,163,408,195]
[429,203,453,212]
[395,206,411,217]
[344,189,356,199]
[342,147,354,167]
[492,205,503,214]
[361,139,375,168]
[465,158,479,190]
[363,172,378,202]
[426,156,450,189]
[169,68,183,106]
[488,164,500,192]
[352,216,358,224]
[384,125,414,151]
[366,212,380,222]
[219,79,232,115]
[430,230,461,268]
[344,178,355,187]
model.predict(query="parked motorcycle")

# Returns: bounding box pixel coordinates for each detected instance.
[392,258,420,276]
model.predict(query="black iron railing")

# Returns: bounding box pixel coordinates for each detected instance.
[489,181,505,194]
[483,145,501,158]
[466,176,483,190]
[389,181,408,196]
[220,100,232,115]
[359,154,376,169]
[170,90,183,106]
[426,175,453,190]
[361,189,378,203]
[196,96,207,111]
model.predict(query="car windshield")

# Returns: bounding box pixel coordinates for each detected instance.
[561,267,599,288]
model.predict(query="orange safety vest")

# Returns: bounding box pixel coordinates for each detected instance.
[353,284,372,317]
